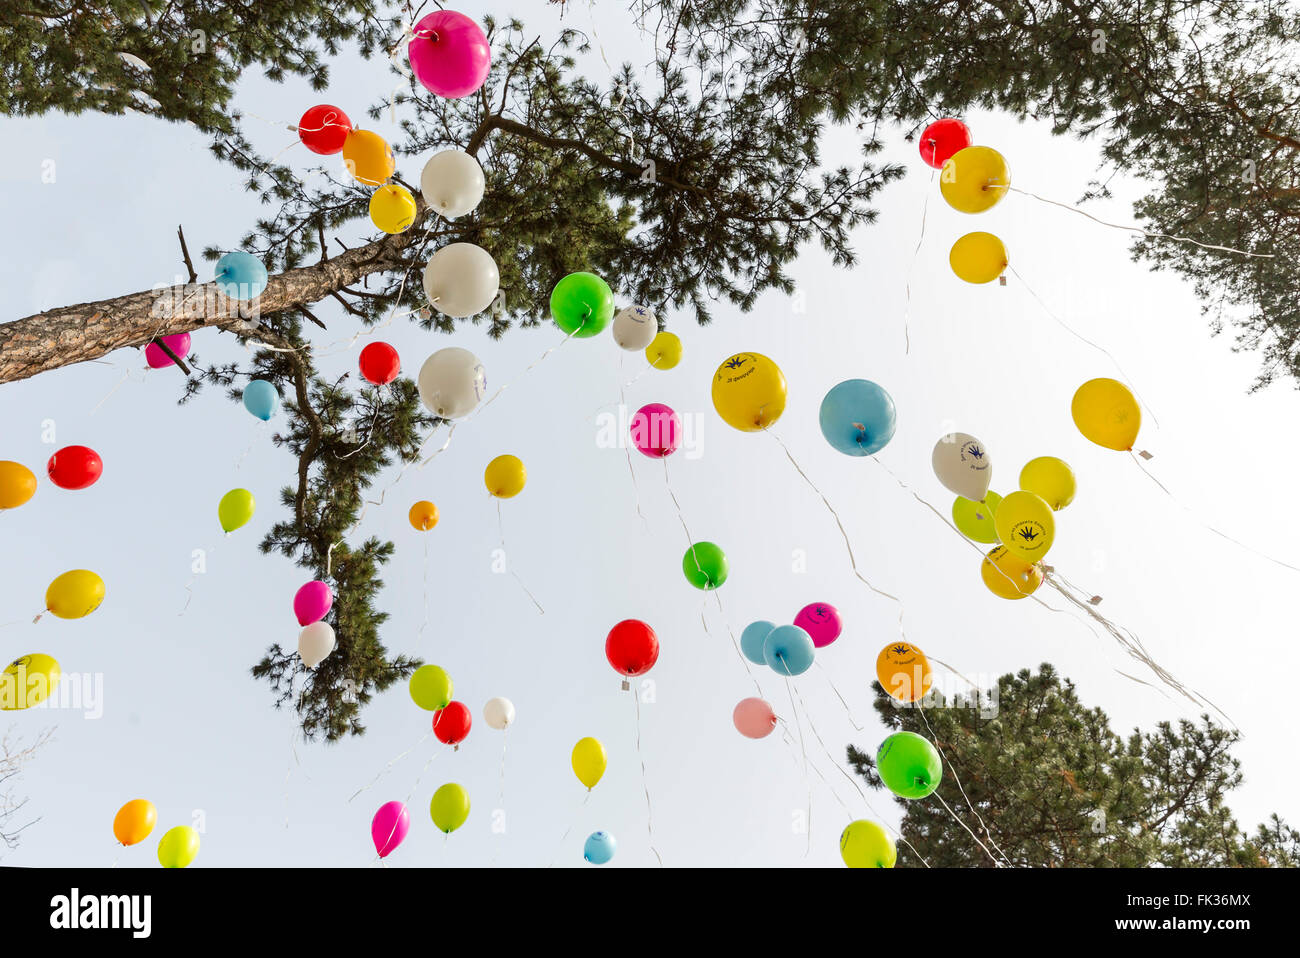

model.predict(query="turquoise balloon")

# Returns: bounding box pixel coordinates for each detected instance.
[215,251,269,300]
[818,379,897,456]
[763,624,815,676]
[550,272,614,338]
[583,830,616,865]
[876,731,943,799]
[740,620,775,666]
[242,379,279,421]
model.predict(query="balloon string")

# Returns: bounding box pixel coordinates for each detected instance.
[178,536,221,615]
[418,535,431,642]
[497,499,545,615]
[90,364,145,416]
[488,729,508,866]
[347,731,429,803]
[466,328,579,423]
[631,690,665,867]
[781,673,814,858]
[902,169,935,355]
[619,359,649,525]
[712,592,765,697]
[547,789,593,868]
[932,789,1004,867]
[812,660,865,732]
[234,418,272,470]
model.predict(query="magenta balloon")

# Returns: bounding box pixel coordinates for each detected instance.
[733,697,778,739]
[630,402,682,458]
[794,602,842,648]
[371,800,410,858]
[145,333,192,369]
[408,11,491,99]
[293,580,334,627]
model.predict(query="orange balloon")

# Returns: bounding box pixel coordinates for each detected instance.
[876,642,933,703]
[980,545,1044,600]
[409,500,439,531]
[113,799,157,846]
[341,129,396,186]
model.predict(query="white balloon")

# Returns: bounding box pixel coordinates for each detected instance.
[423,243,499,318]
[420,150,485,220]
[298,622,336,669]
[611,305,658,351]
[931,432,992,501]
[418,347,487,419]
[483,696,516,731]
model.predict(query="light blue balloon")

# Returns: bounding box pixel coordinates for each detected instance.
[764,624,815,676]
[243,379,279,421]
[584,830,616,865]
[740,620,776,666]
[215,251,269,300]
[818,379,897,456]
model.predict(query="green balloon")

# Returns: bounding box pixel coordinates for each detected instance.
[952,491,1002,544]
[876,731,942,799]
[682,541,729,590]
[409,664,453,711]
[157,825,200,869]
[550,272,614,338]
[430,783,470,833]
[218,488,255,533]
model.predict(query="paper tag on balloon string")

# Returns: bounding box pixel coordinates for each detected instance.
[1138,449,1154,460]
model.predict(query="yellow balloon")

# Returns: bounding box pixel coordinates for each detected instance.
[218,488,256,533]
[646,331,682,370]
[952,491,1002,543]
[981,545,1044,600]
[711,352,787,432]
[875,642,932,704]
[45,569,105,619]
[571,736,607,790]
[113,799,157,847]
[1019,457,1076,511]
[409,500,439,531]
[369,184,417,234]
[993,490,1055,562]
[1072,378,1140,451]
[341,129,396,186]
[484,455,526,498]
[840,819,897,868]
[940,146,1010,214]
[157,825,200,869]
[0,460,37,509]
[949,231,1007,283]
[1,653,61,710]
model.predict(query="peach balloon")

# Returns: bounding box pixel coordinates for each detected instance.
[733,697,777,739]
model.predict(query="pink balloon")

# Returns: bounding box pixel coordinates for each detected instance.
[371,801,410,858]
[145,333,191,369]
[733,697,777,739]
[408,11,491,99]
[794,602,842,648]
[630,402,681,458]
[293,580,333,627]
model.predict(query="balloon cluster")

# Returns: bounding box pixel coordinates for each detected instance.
[111,799,201,869]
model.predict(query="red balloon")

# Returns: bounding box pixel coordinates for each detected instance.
[918,118,972,169]
[432,701,472,746]
[298,104,353,155]
[359,342,401,385]
[605,619,659,676]
[47,445,102,490]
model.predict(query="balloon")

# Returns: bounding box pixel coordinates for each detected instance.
[733,697,777,739]
[584,831,616,865]
[1,653,61,710]
[368,184,417,234]
[876,642,933,704]
[417,346,487,418]
[113,799,157,847]
[408,10,491,99]
[612,305,658,351]
[145,332,191,368]
[483,696,515,730]
[949,231,1007,284]
[646,331,682,370]
[45,570,105,619]
[420,149,485,219]
[605,619,659,676]
[484,454,526,498]
[793,602,842,648]
[409,665,453,711]
[711,352,787,431]
[218,488,255,533]
[877,731,943,800]
[818,379,896,456]
[840,819,897,868]
[931,432,991,501]
[293,580,333,626]
[952,491,1003,543]
[572,737,607,790]
[1020,456,1076,511]
[242,379,279,421]
[359,341,401,385]
[939,145,1010,214]
[919,118,972,169]
[993,490,1055,563]
[298,104,352,155]
[981,545,1044,600]
[409,500,440,531]
[371,801,410,858]
[0,461,36,509]
[423,242,499,318]
[430,783,471,833]
[630,403,681,458]
[46,445,102,490]
[433,701,472,746]
[297,622,336,669]
[551,271,615,338]
[214,251,268,300]
[682,541,728,590]
[764,624,815,676]
[157,825,200,869]
[1072,378,1140,451]
[341,129,396,186]
[739,620,775,666]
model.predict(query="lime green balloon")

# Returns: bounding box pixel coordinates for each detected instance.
[952,491,1003,544]
[157,825,200,868]
[840,819,897,868]
[218,488,255,533]
[550,272,614,338]
[430,782,470,833]
[409,664,453,711]
[877,731,942,800]
[682,541,729,590]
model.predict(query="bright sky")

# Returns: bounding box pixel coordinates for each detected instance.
[2,2,1298,868]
